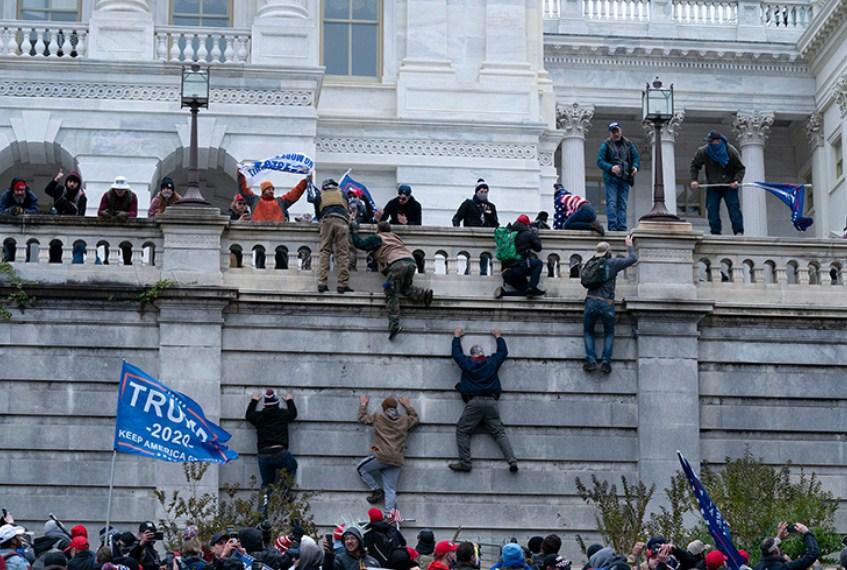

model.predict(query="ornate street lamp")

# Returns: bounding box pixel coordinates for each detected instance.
[177,63,211,205]
[639,77,682,222]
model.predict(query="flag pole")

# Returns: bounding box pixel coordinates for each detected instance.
[104,450,117,549]
[340,168,352,182]
[698,183,813,188]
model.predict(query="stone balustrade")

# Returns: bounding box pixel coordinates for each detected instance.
[0,21,88,58]
[154,26,251,64]
[583,0,652,21]
[672,0,738,23]
[761,0,813,27]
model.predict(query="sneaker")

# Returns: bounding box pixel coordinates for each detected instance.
[366,489,385,504]
[508,461,519,473]
[448,462,472,472]
[317,284,329,293]
[527,287,546,297]
[424,289,434,307]
[337,286,354,293]
[601,361,612,374]
[583,361,598,372]
[494,287,504,299]
[388,324,402,341]
[590,220,606,236]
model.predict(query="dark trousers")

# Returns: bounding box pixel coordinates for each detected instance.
[501,258,543,294]
[257,448,298,488]
[706,187,744,235]
[455,396,516,464]
[385,259,427,329]
[562,204,597,231]
[583,297,616,364]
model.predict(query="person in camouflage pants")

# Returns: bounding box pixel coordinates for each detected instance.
[351,221,434,340]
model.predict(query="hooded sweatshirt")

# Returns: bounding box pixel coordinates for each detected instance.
[0,177,40,215]
[358,403,419,466]
[335,529,379,570]
[297,537,325,570]
[45,171,86,216]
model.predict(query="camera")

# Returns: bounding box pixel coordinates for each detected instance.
[786,524,797,534]
[155,531,164,541]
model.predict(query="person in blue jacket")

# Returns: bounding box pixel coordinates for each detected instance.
[449,327,517,473]
[596,122,640,232]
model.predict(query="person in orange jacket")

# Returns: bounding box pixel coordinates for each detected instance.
[237,171,310,222]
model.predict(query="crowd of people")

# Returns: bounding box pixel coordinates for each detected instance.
[0,510,829,570]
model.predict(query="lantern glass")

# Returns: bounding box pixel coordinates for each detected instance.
[181,65,209,108]
[642,81,673,121]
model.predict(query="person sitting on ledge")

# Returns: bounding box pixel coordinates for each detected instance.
[0,177,39,216]
[45,168,86,216]
[552,183,605,235]
[495,214,545,299]
[147,177,182,219]
[98,176,138,221]
[227,193,251,221]
[236,170,309,223]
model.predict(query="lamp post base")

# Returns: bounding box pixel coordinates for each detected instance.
[640,202,681,222]
[176,182,211,206]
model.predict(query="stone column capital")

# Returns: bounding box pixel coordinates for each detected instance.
[732,111,774,146]
[95,0,151,11]
[256,0,308,19]
[806,112,824,148]
[555,103,594,139]
[836,75,847,117]
[642,111,685,144]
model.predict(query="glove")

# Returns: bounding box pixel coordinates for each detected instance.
[116,211,129,221]
[11,206,23,216]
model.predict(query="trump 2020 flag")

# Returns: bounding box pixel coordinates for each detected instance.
[113,361,238,464]
[750,181,814,231]
[677,451,745,570]
[239,153,314,180]
[339,172,378,212]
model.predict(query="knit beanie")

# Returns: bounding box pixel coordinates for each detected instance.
[368,508,384,523]
[474,178,489,191]
[70,525,88,539]
[516,214,531,225]
[260,180,274,192]
[264,389,280,406]
[381,397,398,410]
[160,177,175,190]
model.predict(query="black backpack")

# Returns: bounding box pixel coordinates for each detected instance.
[580,256,609,289]
[367,528,401,567]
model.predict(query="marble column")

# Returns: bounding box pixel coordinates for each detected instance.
[555,103,594,198]
[838,78,847,232]
[89,0,154,61]
[806,113,828,238]
[251,0,316,66]
[642,112,685,216]
[256,0,307,18]
[732,111,774,236]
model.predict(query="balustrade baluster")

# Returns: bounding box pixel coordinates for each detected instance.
[156,33,168,60]
[34,29,46,56]
[169,33,182,61]
[47,29,60,57]
[9,27,21,55]
[196,33,208,62]
[210,34,222,63]
[237,36,248,62]
[223,35,234,62]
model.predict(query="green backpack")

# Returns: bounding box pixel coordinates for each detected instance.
[494,226,522,263]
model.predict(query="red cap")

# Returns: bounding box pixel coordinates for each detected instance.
[13,180,26,192]
[71,525,88,539]
[333,524,346,541]
[368,508,384,522]
[434,541,458,558]
[406,547,420,561]
[705,551,727,570]
[516,214,531,225]
[234,194,245,202]
[274,535,292,553]
[64,536,89,553]
[737,551,749,564]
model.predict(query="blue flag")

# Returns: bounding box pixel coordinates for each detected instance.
[750,182,814,231]
[339,173,378,212]
[677,451,744,570]
[239,153,314,180]
[113,362,238,464]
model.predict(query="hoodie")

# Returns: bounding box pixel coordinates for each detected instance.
[358,402,420,466]
[0,177,40,215]
[335,528,379,570]
[297,537,325,570]
[501,221,542,269]
[452,336,508,400]
[45,171,86,216]
[588,548,615,570]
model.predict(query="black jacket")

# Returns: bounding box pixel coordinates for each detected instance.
[363,521,406,566]
[45,172,86,216]
[502,222,541,269]
[245,399,298,451]
[129,543,161,570]
[382,196,422,225]
[689,143,746,186]
[452,196,498,228]
[68,551,97,570]
[452,337,507,400]
[755,533,820,570]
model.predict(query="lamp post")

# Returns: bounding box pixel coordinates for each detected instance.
[639,77,682,222]
[177,63,211,206]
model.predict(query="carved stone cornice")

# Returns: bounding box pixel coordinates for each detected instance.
[316,137,538,160]
[732,111,775,146]
[806,112,824,148]
[798,0,847,62]
[642,111,685,144]
[836,75,847,117]
[555,103,594,139]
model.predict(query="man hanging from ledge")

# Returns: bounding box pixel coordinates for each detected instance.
[236,170,309,223]
[245,389,298,510]
[350,221,434,340]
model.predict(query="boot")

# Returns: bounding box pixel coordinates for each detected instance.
[366,489,385,504]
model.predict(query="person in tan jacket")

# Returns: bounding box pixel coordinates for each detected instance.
[356,395,420,516]
[350,221,434,340]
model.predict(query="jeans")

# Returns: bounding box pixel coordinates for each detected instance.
[583,297,616,364]
[562,204,597,231]
[604,177,631,231]
[455,396,516,465]
[72,243,85,264]
[706,187,744,235]
[357,456,402,513]
[257,448,298,488]
[501,258,543,294]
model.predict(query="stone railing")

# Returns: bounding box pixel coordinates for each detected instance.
[583,0,651,20]
[761,0,813,27]
[672,0,738,24]
[0,21,88,58]
[154,26,251,64]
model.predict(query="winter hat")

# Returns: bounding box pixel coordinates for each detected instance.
[416,529,435,555]
[321,179,339,191]
[760,537,780,557]
[387,547,416,570]
[182,526,198,541]
[397,184,412,196]
[588,547,615,569]
[160,177,175,191]
[516,214,531,225]
[0,524,25,543]
[595,241,611,256]
[536,211,549,222]
[259,180,274,192]
[528,537,544,554]
[238,528,263,553]
[381,397,398,411]
[687,541,707,556]
[65,171,82,186]
[13,180,27,192]
[368,508,384,523]
[434,541,458,559]
[406,546,420,561]
[341,526,364,547]
[275,535,292,554]
[45,520,67,536]
[64,536,89,554]
[264,389,280,406]
[333,524,346,542]
[474,179,489,192]
[71,525,88,539]
[737,550,749,564]
[585,544,603,560]
[501,543,527,568]
[43,551,69,570]
[705,551,727,570]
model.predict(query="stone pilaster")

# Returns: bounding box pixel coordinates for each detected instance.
[539,129,564,213]
[480,0,532,74]
[251,0,317,67]
[88,0,154,61]
[643,112,685,216]
[806,113,829,238]
[733,111,774,236]
[555,103,594,197]
[156,206,229,286]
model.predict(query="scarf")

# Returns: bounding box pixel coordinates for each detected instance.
[384,408,400,420]
[706,140,730,168]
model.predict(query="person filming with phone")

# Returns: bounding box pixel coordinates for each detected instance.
[756,523,819,570]
[130,522,162,570]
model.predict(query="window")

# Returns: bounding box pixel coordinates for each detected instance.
[19,0,79,21]
[171,0,231,27]
[323,0,380,78]
[834,138,844,180]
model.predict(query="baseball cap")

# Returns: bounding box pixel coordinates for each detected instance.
[608,122,621,131]
[64,536,89,554]
[138,521,157,534]
[434,541,459,558]
[0,524,25,543]
[397,184,412,196]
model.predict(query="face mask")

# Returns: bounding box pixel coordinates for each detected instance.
[385,407,400,420]
[162,190,173,199]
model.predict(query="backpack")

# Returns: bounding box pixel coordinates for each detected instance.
[367,529,401,568]
[580,256,609,289]
[494,226,521,263]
